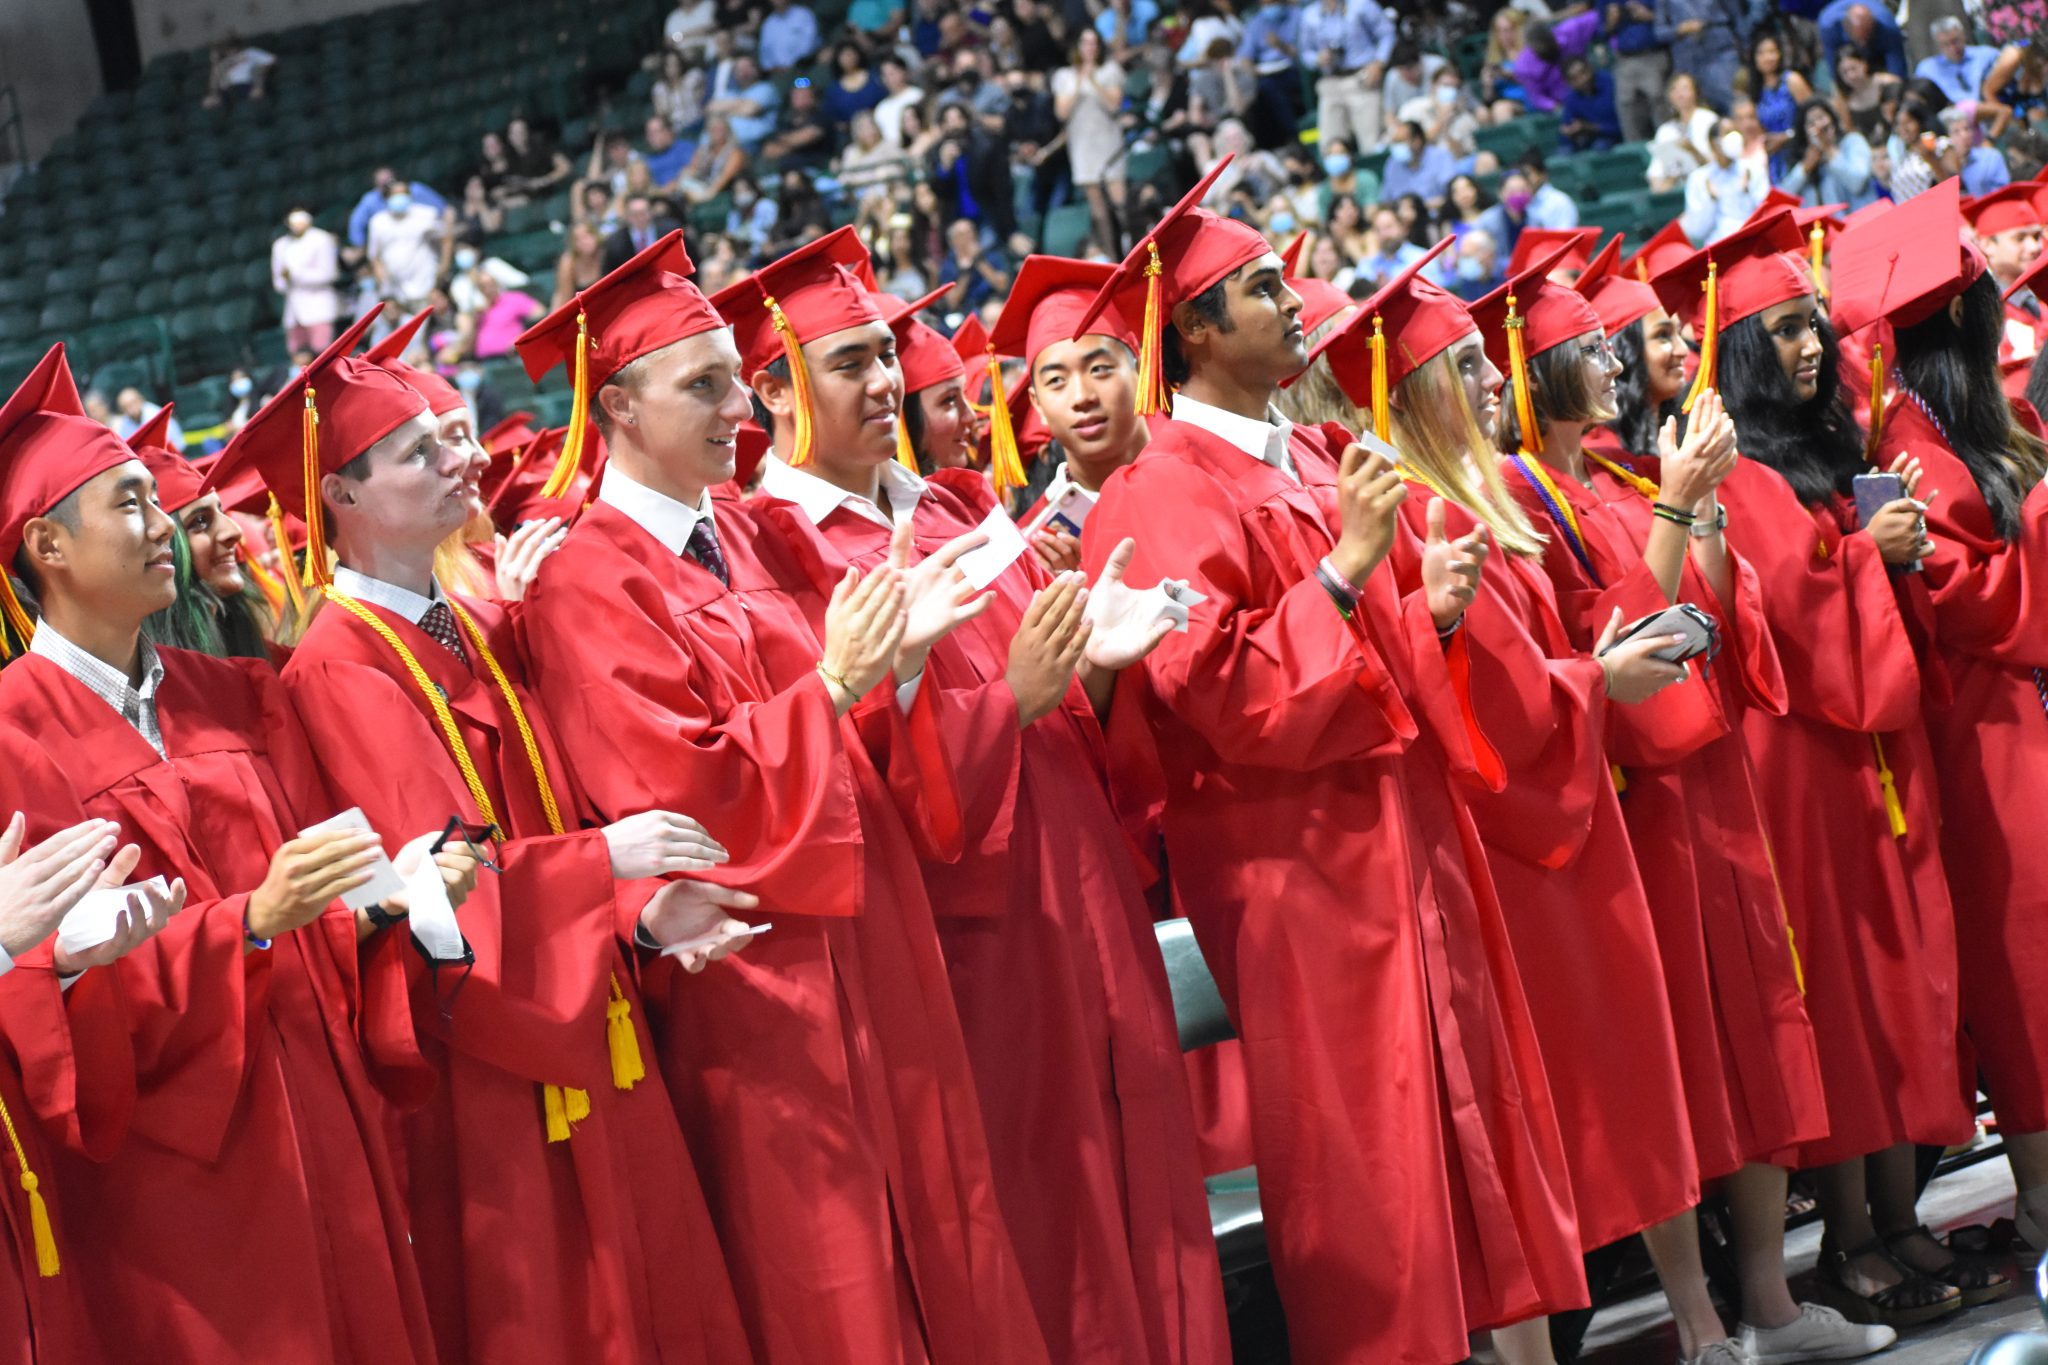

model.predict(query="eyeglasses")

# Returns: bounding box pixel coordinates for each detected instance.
[1579,338,1620,370]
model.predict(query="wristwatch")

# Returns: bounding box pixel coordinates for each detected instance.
[1688,501,1728,538]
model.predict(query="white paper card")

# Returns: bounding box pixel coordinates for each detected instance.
[57,877,171,956]
[395,832,467,962]
[955,505,1030,589]
[297,808,406,911]
[662,921,773,959]
[1352,428,1404,467]
[1157,579,1207,633]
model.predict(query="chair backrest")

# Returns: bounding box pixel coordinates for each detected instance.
[1153,919,1236,1053]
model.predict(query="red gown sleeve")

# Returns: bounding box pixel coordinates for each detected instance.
[1908,435,2048,665]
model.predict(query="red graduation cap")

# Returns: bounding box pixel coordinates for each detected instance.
[1964,181,2046,239]
[1649,206,1810,412]
[1786,202,1848,299]
[1297,237,1463,441]
[1575,234,1661,337]
[482,410,539,458]
[203,306,428,593]
[1469,240,1605,454]
[710,225,883,468]
[1623,220,1696,286]
[1506,226,1601,281]
[126,403,208,514]
[1071,154,1274,415]
[2006,242,2048,303]
[364,306,466,416]
[1277,233,1355,339]
[0,344,142,652]
[485,424,606,530]
[516,228,725,499]
[990,255,1138,367]
[952,314,991,376]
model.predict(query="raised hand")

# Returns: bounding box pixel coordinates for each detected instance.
[603,811,730,879]
[0,815,119,959]
[639,880,764,973]
[1007,571,1093,727]
[1655,389,1738,507]
[1420,497,1489,630]
[1082,537,1175,671]
[891,520,996,679]
[1591,606,1689,704]
[491,517,569,602]
[1328,443,1407,587]
[247,830,384,940]
[820,564,907,712]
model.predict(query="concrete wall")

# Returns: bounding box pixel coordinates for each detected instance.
[0,0,104,161]
[132,0,403,63]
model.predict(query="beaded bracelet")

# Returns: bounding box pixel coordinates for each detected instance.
[1651,502,1697,528]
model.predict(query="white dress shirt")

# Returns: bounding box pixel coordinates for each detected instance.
[1171,391,1299,483]
[331,566,445,625]
[598,464,718,557]
[31,622,166,758]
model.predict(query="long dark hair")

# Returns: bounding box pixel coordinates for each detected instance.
[1895,273,2048,540]
[1609,318,1677,456]
[1778,98,1842,170]
[142,524,275,661]
[1718,307,1866,504]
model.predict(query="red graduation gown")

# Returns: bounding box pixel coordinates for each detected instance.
[0,649,435,1365]
[1503,442,1827,1181]
[517,498,1048,1365]
[749,467,1229,1365]
[1386,484,1700,1252]
[1875,397,2048,1129]
[1082,419,1584,1365]
[1715,457,1971,1166]
[283,592,752,1365]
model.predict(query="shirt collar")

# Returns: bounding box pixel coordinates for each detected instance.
[758,453,930,531]
[598,463,717,558]
[331,565,445,625]
[29,621,165,710]
[1170,391,1298,482]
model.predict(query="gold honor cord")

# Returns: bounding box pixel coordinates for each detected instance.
[0,1091,57,1276]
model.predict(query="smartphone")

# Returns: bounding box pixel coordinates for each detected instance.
[1599,603,1720,665]
[1852,471,1923,572]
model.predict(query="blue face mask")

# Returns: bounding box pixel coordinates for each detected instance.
[454,248,479,270]
[1388,142,1413,164]
[1269,211,1297,236]
[229,376,253,398]
[1456,255,1486,282]
[386,194,413,215]
[1322,153,1352,178]
[457,369,483,393]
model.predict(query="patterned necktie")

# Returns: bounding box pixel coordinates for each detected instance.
[686,518,729,587]
[419,601,469,666]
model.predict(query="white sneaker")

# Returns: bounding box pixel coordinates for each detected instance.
[1683,1341,1756,1365]
[1739,1303,1897,1363]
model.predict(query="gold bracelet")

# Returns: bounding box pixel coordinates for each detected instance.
[815,661,853,694]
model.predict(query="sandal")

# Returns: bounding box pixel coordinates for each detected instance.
[1884,1224,2014,1307]
[1812,1235,1962,1328]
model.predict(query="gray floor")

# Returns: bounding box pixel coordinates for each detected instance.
[1578,1146,2044,1364]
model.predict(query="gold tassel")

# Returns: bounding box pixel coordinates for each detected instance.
[985,351,1027,495]
[1505,293,1543,458]
[265,494,307,617]
[540,312,590,500]
[542,1083,591,1142]
[238,543,287,615]
[0,1093,56,1276]
[766,296,818,467]
[300,386,331,590]
[606,975,645,1090]
[0,575,35,660]
[1863,340,1887,463]
[894,406,922,472]
[1681,261,1718,414]
[1872,734,1908,838]
[1135,242,1167,416]
[1369,314,1390,443]
[1809,221,1828,301]
[1610,762,1627,794]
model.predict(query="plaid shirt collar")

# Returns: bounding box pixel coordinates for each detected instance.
[30,621,167,758]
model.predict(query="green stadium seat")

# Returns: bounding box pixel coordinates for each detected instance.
[204,265,244,299]
[38,299,88,334]
[1040,203,1094,258]
[0,310,38,340]
[89,288,137,325]
[96,254,149,288]
[91,357,155,397]
[174,375,231,418]
[168,275,209,308]
[132,280,175,316]
[151,243,196,277]
[0,277,42,311]
[45,264,95,297]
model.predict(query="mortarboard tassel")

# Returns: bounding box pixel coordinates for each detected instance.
[1369,314,1391,443]
[543,1083,591,1143]
[237,542,288,616]
[1863,340,1887,463]
[265,494,307,617]
[607,976,647,1090]
[1504,292,1544,458]
[1809,222,1828,302]
[1635,258,1650,284]
[0,1093,57,1276]
[0,575,35,660]
[894,407,922,473]
[1872,733,1908,838]
[1135,242,1168,417]
[300,387,332,590]
[985,351,1028,496]
[1681,261,1718,415]
[766,296,818,468]
[540,313,591,500]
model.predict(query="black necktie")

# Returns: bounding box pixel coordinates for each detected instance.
[419,601,470,666]
[686,519,729,587]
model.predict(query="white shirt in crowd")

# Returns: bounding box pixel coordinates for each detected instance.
[366,203,445,304]
[272,225,342,328]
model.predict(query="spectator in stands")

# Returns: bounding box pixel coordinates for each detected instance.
[448,248,531,325]
[202,35,274,109]
[467,274,546,361]
[1381,119,1459,204]
[1481,8,1532,119]
[762,78,835,173]
[1775,98,1877,208]
[874,55,926,148]
[1476,168,1534,256]
[667,115,745,211]
[759,169,832,258]
[1175,0,1243,65]
[1451,226,1504,299]
[1559,54,1624,152]
[604,194,683,275]
[1298,0,1396,156]
[1183,36,1254,158]
[1325,190,1374,262]
[1055,29,1130,257]
[707,53,782,152]
[1649,71,1719,190]
[1512,14,1602,113]
[1655,0,1744,112]
[1831,47,1903,144]
[1396,63,1485,163]
[759,0,823,71]
[665,0,719,60]
[552,222,606,307]
[347,168,447,249]
[1605,0,1672,143]
[1883,90,1952,199]
[575,181,621,235]
[1357,204,1427,284]
[1742,33,1813,154]
[271,207,341,354]
[725,176,780,254]
[449,176,504,251]
[366,181,445,313]
[1915,16,2000,106]
[823,41,887,129]
[938,217,1013,313]
[1236,0,1304,148]
[1819,0,1907,78]
[928,101,1017,239]
[1984,42,2048,135]
[584,132,638,199]
[1444,172,1492,240]
[503,116,573,199]
[1943,102,2015,195]
[1515,150,1580,229]
[1312,136,1376,217]
[642,116,693,192]
[653,50,706,135]
[1380,43,1447,135]
[477,132,516,202]
[112,389,185,449]
[82,389,114,428]
[838,109,908,191]
[1682,113,1769,239]
[1095,0,1159,60]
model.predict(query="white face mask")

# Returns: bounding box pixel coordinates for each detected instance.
[1720,130,1746,159]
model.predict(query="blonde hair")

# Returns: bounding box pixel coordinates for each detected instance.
[1275,308,1366,429]
[436,520,497,599]
[1385,348,1547,557]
